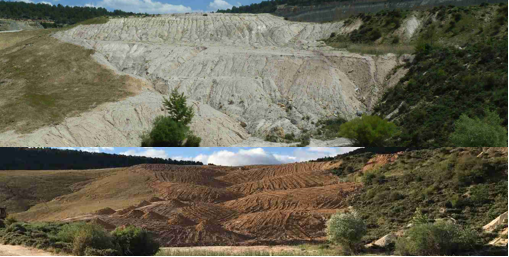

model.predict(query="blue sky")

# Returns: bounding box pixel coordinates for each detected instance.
[55,147,360,166]
[13,0,264,13]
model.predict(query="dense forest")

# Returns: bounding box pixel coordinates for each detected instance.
[0,1,141,26]
[0,148,202,170]
[216,0,351,13]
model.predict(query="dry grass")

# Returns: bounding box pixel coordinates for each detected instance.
[0,168,116,213]
[14,168,156,221]
[0,28,143,134]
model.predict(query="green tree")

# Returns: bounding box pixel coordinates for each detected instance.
[163,89,195,125]
[339,115,398,146]
[111,225,160,256]
[326,211,367,254]
[449,110,507,147]
[395,221,478,255]
[142,89,201,146]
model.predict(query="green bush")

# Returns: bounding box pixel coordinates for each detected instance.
[6,223,26,233]
[184,134,202,147]
[449,110,507,147]
[395,221,479,255]
[0,219,5,229]
[142,88,201,147]
[57,223,115,256]
[326,211,366,254]
[111,225,160,256]
[469,184,490,205]
[4,215,18,226]
[297,134,310,147]
[362,171,385,185]
[339,115,398,146]
[163,89,194,126]
[142,116,193,147]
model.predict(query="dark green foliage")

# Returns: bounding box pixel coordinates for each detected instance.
[284,133,296,141]
[163,89,194,126]
[0,1,142,27]
[297,134,310,147]
[449,110,507,147]
[345,148,508,244]
[6,223,26,233]
[376,38,508,147]
[316,117,347,139]
[4,216,17,226]
[143,89,201,147]
[111,225,160,256]
[339,115,399,146]
[184,134,202,147]
[142,116,189,147]
[395,221,479,255]
[68,224,116,256]
[0,148,201,170]
[0,220,5,229]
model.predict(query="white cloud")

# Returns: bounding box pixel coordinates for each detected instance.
[54,147,114,153]
[84,3,96,7]
[119,147,168,159]
[16,0,34,3]
[208,0,232,11]
[98,0,192,14]
[171,147,360,166]
[39,1,52,5]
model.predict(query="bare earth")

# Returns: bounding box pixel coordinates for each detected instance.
[162,245,304,254]
[0,244,53,256]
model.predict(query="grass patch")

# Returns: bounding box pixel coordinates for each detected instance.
[0,28,141,134]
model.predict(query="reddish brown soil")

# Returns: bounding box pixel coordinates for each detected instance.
[78,162,360,247]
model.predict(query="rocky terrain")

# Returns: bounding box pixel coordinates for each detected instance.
[0,13,410,147]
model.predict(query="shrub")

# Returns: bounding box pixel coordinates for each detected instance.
[395,221,479,255]
[362,172,385,185]
[411,208,429,225]
[143,89,201,146]
[57,223,115,256]
[184,134,202,147]
[4,215,18,226]
[339,115,398,146]
[284,133,295,141]
[326,211,366,254]
[0,219,5,229]
[142,116,191,147]
[6,223,26,233]
[163,89,194,126]
[469,184,490,205]
[111,226,160,256]
[449,110,507,147]
[297,134,310,147]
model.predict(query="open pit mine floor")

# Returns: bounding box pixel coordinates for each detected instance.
[0,13,410,147]
[16,161,360,247]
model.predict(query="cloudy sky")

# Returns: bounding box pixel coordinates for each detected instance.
[11,0,263,13]
[55,147,360,166]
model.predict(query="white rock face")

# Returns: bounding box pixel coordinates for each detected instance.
[1,13,407,147]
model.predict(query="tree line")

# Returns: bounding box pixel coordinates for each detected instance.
[0,1,141,26]
[216,0,352,13]
[0,148,202,170]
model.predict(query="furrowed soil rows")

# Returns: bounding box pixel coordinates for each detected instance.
[29,161,361,246]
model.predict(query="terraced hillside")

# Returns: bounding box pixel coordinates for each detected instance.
[11,161,358,246]
[0,13,410,147]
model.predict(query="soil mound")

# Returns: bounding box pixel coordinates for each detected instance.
[227,171,339,195]
[180,204,239,223]
[136,200,152,208]
[223,183,358,213]
[123,210,145,219]
[167,213,197,227]
[137,199,188,217]
[224,210,328,241]
[142,211,168,221]
[116,206,136,215]
[94,207,116,215]
[153,182,241,203]
[89,218,116,230]
[149,197,164,202]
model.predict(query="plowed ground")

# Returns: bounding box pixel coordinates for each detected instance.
[29,162,360,246]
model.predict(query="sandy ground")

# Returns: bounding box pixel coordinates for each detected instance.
[0,244,53,256]
[161,245,304,253]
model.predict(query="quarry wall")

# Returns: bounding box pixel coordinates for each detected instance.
[275,0,506,22]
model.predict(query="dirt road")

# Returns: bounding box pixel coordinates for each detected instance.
[0,244,53,256]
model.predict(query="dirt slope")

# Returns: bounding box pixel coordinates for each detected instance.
[11,161,360,246]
